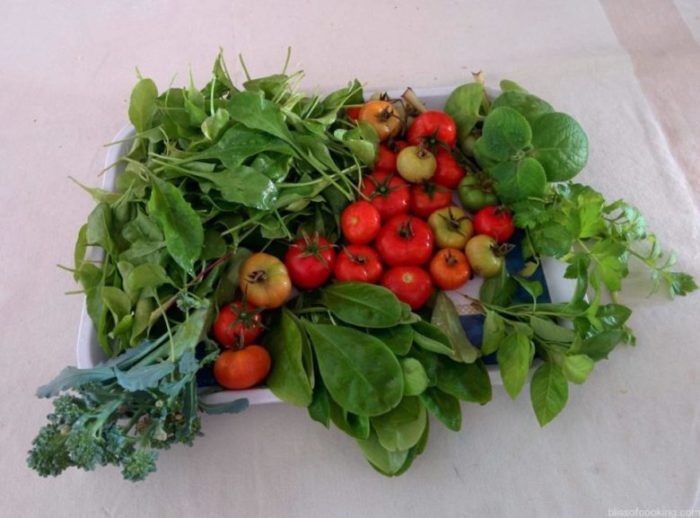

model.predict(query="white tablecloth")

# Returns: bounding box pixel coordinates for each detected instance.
[1,1,699,516]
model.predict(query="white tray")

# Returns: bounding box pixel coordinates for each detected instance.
[75,87,575,405]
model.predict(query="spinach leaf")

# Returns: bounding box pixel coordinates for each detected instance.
[201,125,295,168]
[400,358,429,396]
[329,400,370,440]
[530,362,568,426]
[411,320,454,357]
[303,322,403,416]
[86,203,116,255]
[529,112,588,181]
[190,166,279,210]
[227,90,296,145]
[320,282,402,328]
[420,387,462,432]
[128,78,158,132]
[265,309,313,407]
[372,325,414,356]
[436,358,492,404]
[356,430,410,476]
[308,378,331,428]
[147,176,204,274]
[371,397,427,452]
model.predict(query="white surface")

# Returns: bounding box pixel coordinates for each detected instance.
[1,1,699,517]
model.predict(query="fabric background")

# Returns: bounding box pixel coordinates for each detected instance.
[1,1,698,516]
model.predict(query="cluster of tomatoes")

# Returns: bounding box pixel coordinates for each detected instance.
[211,100,517,391]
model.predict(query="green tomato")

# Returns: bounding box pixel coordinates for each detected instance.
[396,146,436,183]
[465,234,503,278]
[427,206,474,249]
[458,175,498,212]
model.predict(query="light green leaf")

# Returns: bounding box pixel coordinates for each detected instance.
[562,354,594,384]
[372,397,427,452]
[420,387,462,431]
[478,107,532,161]
[530,363,569,426]
[530,112,588,182]
[128,78,158,132]
[400,358,429,396]
[497,332,534,399]
[431,292,480,363]
[482,310,506,355]
[491,157,546,203]
[321,282,402,329]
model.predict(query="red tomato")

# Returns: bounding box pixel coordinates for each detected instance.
[432,147,465,189]
[375,144,397,171]
[334,245,384,283]
[213,301,263,348]
[392,140,409,152]
[407,111,457,147]
[341,201,381,245]
[285,234,336,290]
[410,182,452,218]
[473,206,515,243]
[214,346,271,389]
[345,106,361,121]
[429,248,471,290]
[376,214,434,266]
[360,171,410,221]
[381,266,433,309]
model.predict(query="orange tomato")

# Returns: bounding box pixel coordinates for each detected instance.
[213,345,272,390]
[358,100,402,141]
[239,253,292,308]
[429,248,471,290]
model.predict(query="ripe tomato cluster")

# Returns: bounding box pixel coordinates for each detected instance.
[211,102,518,391]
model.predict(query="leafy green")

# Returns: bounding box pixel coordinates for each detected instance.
[497,332,534,399]
[530,363,568,426]
[431,292,480,363]
[420,388,462,432]
[371,397,427,452]
[320,282,402,328]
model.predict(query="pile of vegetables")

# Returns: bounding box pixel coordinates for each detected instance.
[28,52,696,481]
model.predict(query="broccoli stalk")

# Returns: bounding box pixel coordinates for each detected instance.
[27,303,249,482]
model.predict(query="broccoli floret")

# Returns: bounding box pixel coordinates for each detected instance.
[121,449,158,482]
[65,428,103,471]
[49,395,84,425]
[27,424,71,477]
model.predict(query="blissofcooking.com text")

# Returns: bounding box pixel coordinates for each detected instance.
[608,508,700,517]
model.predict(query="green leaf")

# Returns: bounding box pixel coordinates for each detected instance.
[128,78,158,132]
[529,316,574,343]
[401,358,429,396]
[308,380,331,427]
[530,363,569,426]
[201,229,227,261]
[329,400,370,440]
[202,125,295,168]
[590,239,628,292]
[214,248,252,306]
[122,210,163,244]
[86,203,115,255]
[530,221,574,258]
[562,354,594,384]
[227,90,295,145]
[572,329,624,361]
[444,82,486,147]
[412,320,454,357]
[304,322,403,416]
[147,176,204,274]
[356,430,410,476]
[201,108,230,141]
[36,366,115,398]
[666,272,698,297]
[170,304,210,359]
[431,292,480,363]
[373,325,414,356]
[265,309,313,407]
[480,268,517,306]
[420,387,462,431]
[482,310,506,355]
[497,332,534,399]
[124,263,172,298]
[478,107,532,161]
[437,358,492,404]
[199,398,250,415]
[491,157,546,203]
[131,297,154,345]
[320,282,402,328]
[499,79,527,93]
[371,397,427,452]
[102,286,132,321]
[115,363,174,391]
[491,90,553,123]
[73,224,88,281]
[529,112,588,182]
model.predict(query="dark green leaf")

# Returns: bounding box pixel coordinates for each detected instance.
[529,112,588,182]
[308,380,331,427]
[356,430,410,476]
[321,282,402,328]
[115,363,175,391]
[480,268,517,306]
[372,325,414,356]
[491,157,546,203]
[478,107,532,161]
[431,292,480,363]
[573,329,624,361]
[329,400,370,440]
[371,397,427,452]
[420,388,462,431]
[437,358,492,404]
[412,320,454,357]
[227,90,295,145]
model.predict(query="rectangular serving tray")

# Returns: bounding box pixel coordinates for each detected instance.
[75,87,575,406]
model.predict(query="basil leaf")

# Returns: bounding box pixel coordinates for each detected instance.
[480,268,517,306]
[529,112,588,182]
[147,176,204,274]
[371,397,427,452]
[321,282,402,328]
[530,363,569,426]
[265,309,313,407]
[497,332,534,399]
[431,292,480,363]
[420,388,462,432]
[304,322,403,416]
[373,325,414,356]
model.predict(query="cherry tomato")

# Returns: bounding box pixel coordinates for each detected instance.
[285,234,336,290]
[381,266,433,309]
[360,171,410,221]
[345,106,361,121]
[358,100,402,142]
[376,214,434,266]
[213,301,263,348]
[396,146,436,183]
[473,206,515,242]
[334,245,384,284]
[427,206,474,249]
[375,144,397,171]
[392,140,409,152]
[458,174,498,212]
[239,253,292,308]
[465,235,505,278]
[429,248,471,290]
[214,345,271,390]
[341,201,381,245]
[432,147,465,189]
[410,182,452,218]
[407,111,457,147]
